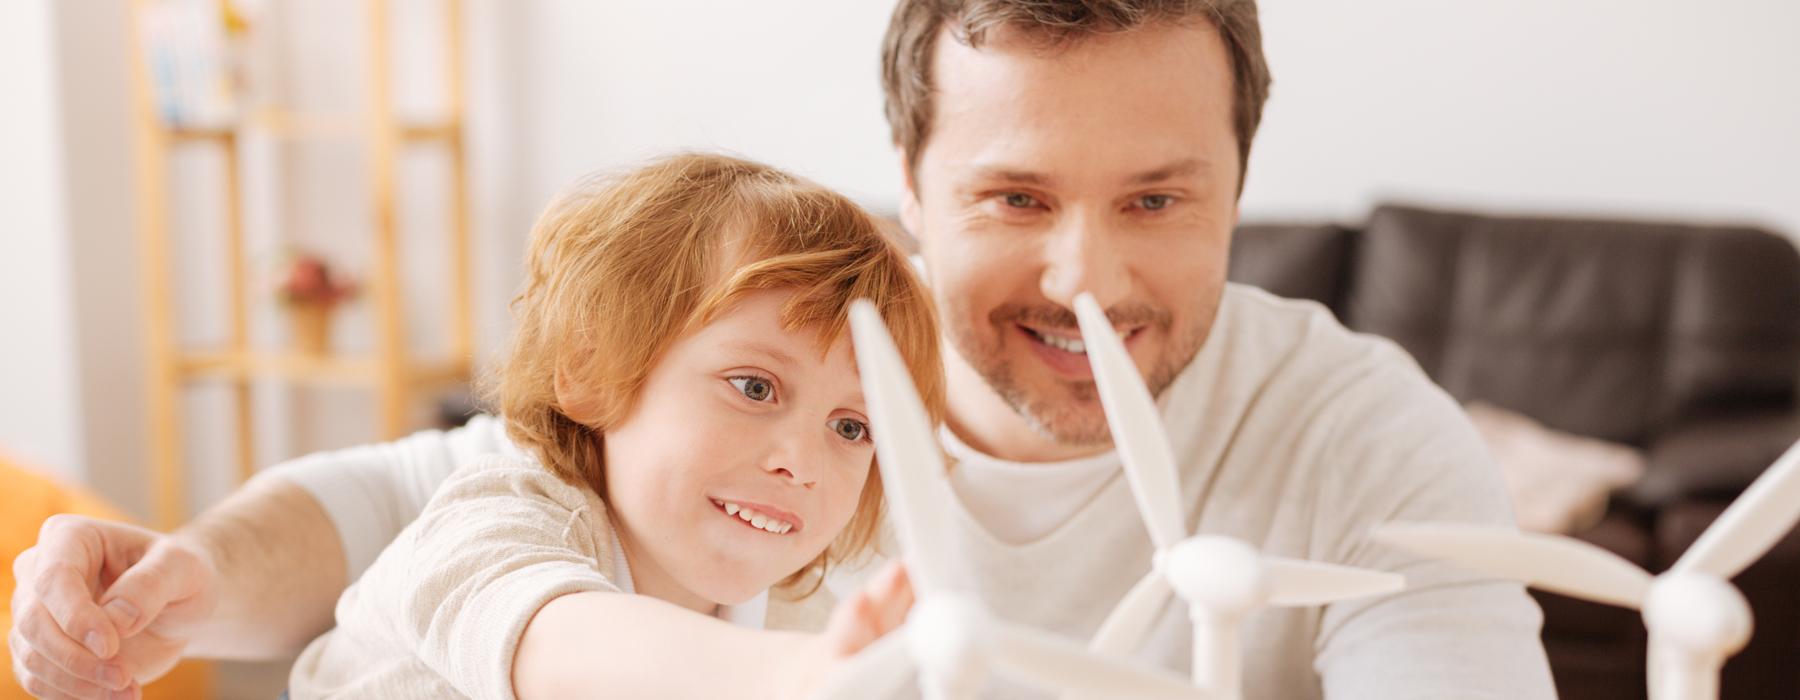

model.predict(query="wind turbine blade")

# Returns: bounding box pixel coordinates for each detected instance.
[986,620,1213,700]
[1262,557,1405,606]
[1673,437,1800,579]
[849,301,962,594]
[1087,570,1176,656]
[1372,523,1653,609]
[1073,293,1190,552]
[809,630,915,700]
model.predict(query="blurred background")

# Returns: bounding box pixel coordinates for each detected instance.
[0,0,1796,698]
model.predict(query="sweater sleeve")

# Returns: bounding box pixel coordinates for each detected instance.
[1310,354,1558,700]
[377,455,620,700]
[263,414,513,580]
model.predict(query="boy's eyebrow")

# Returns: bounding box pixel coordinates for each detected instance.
[724,340,800,369]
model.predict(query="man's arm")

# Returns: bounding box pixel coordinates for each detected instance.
[168,474,346,658]
[11,419,495,698]
[8,476,341,698]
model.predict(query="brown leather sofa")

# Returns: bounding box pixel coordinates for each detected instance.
[1230,204,1800,700]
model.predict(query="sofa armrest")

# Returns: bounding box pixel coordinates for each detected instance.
[1625,409,1800,509]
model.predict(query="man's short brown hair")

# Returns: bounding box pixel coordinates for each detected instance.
[880,0,1272,193]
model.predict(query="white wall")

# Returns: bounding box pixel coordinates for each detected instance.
[1244,0,1800,240]
[494,0,1800,251]
[0,0,86,481]
[17,0,1798,510]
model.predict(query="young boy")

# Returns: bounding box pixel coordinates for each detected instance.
[288,153,943,699]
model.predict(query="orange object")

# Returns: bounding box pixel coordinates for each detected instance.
[1,456,214,700]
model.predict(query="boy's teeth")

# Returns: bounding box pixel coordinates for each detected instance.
[719,500,793,534]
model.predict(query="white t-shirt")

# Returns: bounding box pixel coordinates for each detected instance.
[273,284,1556,699]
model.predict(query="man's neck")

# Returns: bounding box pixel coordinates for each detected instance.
[942,348,1112,464]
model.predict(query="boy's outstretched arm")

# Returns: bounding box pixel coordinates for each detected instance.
[513,561,914,700]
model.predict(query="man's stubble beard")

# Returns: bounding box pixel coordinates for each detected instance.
[949,299,1213,448]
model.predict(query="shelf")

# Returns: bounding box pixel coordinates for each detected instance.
[132,0,473,527]
[160,109,460,144]
[176,350,470,388]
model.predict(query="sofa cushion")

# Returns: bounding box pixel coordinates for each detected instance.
[1228,223,1355,317]
[1346,204,1800,447]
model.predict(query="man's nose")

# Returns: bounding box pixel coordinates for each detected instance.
[1039,213,1130,311]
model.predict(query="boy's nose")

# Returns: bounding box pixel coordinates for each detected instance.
[765,462,818,489]
[766,467,817,489]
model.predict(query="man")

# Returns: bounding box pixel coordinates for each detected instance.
[11,1,1556,698]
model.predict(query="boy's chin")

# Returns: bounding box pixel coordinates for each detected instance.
[687,569,781,607]
[682,550,810,605]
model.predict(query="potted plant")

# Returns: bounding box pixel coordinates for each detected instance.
[276,252,358,355]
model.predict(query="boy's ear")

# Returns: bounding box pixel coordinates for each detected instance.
[554,368,605,426]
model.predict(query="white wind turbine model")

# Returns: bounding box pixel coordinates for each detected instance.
[810,301,1216,700]
[1071,292,1407,700]
[1375,437,1800,700]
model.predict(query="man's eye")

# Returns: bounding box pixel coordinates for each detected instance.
[1002,192,1040,209]
[829,418,870,443]
[1138,194,1174,211]
[728,376,775,402]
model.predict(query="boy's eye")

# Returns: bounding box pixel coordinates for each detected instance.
[728,376,775,402]
[829,418,870,443]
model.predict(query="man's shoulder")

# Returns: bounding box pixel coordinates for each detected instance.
[1187,284,1427,404]
[1175,284,1478,475]
[1186,287,1513,538]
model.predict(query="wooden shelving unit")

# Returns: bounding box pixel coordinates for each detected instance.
[127,0,473,528]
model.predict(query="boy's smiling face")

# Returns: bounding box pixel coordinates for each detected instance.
[598,289,876,609]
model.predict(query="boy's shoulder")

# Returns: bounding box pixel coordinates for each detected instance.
[414,452,616,550]
[438,452,601,506]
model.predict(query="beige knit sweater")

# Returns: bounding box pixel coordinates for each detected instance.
[287,455,830,699]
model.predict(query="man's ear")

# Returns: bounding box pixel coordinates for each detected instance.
[896,148,925,247]
[554,368,605,426]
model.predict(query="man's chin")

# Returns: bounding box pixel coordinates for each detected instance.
[1008,384,1115,447]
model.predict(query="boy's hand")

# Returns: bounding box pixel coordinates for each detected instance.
[783,559,914,698]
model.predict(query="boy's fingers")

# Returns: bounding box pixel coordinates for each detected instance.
[873,563,914,633]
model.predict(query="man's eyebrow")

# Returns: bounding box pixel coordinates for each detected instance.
[725,340,800,368]
[1126,158,1209,185]
[969,164,1054,187]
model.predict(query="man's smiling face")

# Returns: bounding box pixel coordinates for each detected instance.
[902,20,1241,460]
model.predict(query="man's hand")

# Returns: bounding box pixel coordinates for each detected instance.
[9,515,217,699]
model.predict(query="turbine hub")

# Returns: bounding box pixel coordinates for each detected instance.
[1165,535,1266,614]
[1643,572,1753,655]
[908,594,991,678]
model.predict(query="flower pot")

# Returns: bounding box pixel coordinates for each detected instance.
[288,302,333,356]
